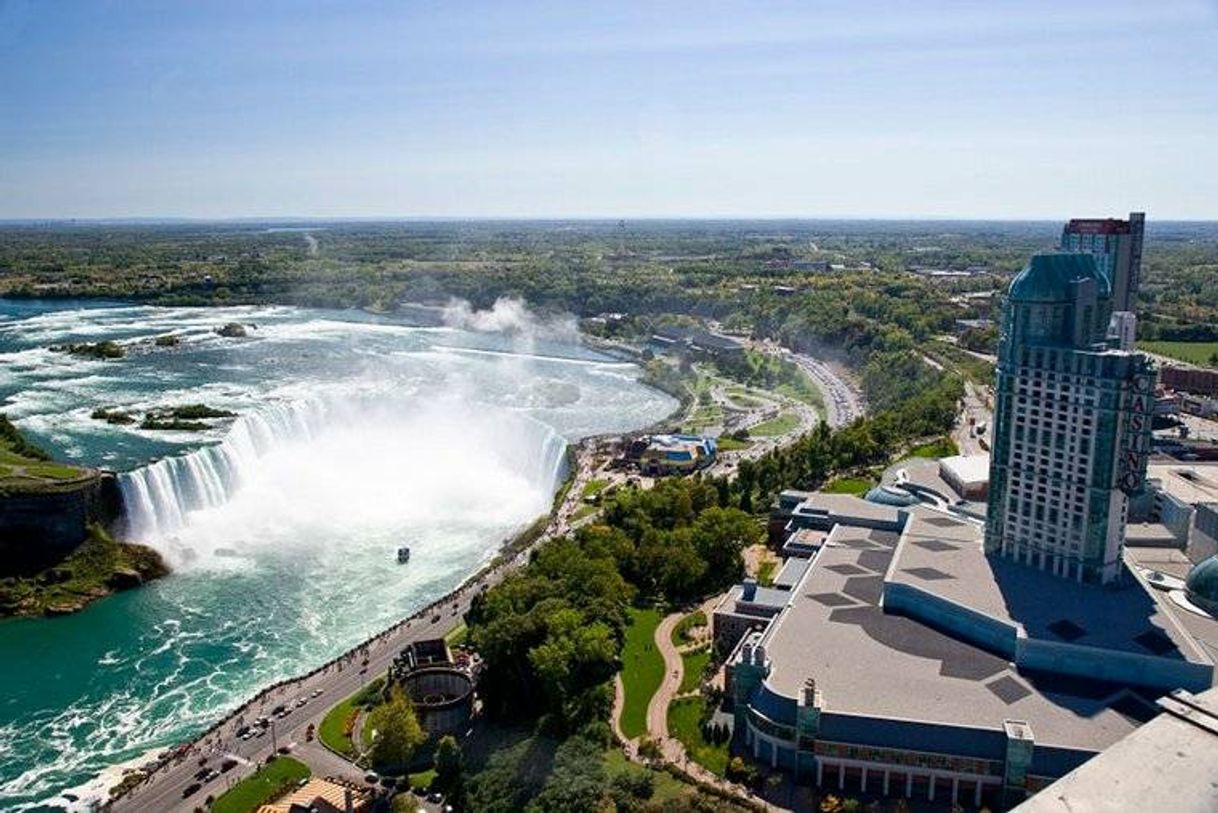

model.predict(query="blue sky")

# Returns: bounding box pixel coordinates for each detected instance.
[2,0,1216,218]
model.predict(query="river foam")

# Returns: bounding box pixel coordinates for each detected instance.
[0,299,675,812]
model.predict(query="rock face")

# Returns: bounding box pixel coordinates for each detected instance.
[106,567,144,590]
[0,472,123,576]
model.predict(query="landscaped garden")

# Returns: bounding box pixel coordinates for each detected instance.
[747,411,800,437]
[619,606,665,739]
[667,696,729,776]
[210,756,309,813]
[680,647,711,694]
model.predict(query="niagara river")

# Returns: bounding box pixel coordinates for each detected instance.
[0,299,675,812]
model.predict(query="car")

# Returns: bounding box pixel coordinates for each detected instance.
[364,772,380,784]
[205,769,220,782]
[278,745,291,754]
[193,768,209,781]
[221,758,238,772]
[428,791,444,803]
[182,783,201,798]
[272,704,287,715]
[235,725,250,737]
[430,614,440,623]
[295,697,307,707]
[311,688,323,697]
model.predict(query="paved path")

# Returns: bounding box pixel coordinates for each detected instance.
[646,613,685,742]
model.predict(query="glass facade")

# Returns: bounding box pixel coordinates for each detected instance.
[985,253,1153,584]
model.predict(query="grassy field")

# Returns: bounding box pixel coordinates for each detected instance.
[444,622,468,647]
[714,436,752,452]
[619,606,665,739]
[667,697,728,776]
[571,504,598,523]
[603,748,689,803]
[680,648,711,694]
[1140,341,1218,368]
[747,411,800,437]
[0,447,93,494]
[822,476,874,496]
[317,679,385,758]
[581,478,610,500]
[211,756,309,813]
[908,437,958,459]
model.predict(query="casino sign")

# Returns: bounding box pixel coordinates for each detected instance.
[1118,365,1154,494]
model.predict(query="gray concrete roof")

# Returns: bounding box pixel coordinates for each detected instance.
[793,493,904,524]
[889,509,1215,665]
[1016,688,1218,813]
[773,557,811,589]
[758,517,1143,752]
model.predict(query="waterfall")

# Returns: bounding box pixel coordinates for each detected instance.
[118,396,569,544]
[119,399,330,542]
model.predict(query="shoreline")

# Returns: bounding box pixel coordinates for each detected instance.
[97,430,605,808]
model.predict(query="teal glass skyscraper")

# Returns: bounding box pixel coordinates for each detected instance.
[985,253,1154,584]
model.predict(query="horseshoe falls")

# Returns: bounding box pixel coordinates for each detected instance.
[0,300,674,812]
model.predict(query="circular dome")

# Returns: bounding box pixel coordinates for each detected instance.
[1008,253,1111,303]
[865,485,919,507]
[1185,556,1218,616]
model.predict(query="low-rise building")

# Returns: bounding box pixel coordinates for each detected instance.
[638,434,716,475]
[726,491,1218,809]
[255,777,371,813]
[939,454,990,501]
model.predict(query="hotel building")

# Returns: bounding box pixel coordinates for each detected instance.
[985,253,1155,584]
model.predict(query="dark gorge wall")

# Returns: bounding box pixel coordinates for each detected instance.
[0,472,123,575]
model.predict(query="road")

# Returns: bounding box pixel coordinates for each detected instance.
[109,437,613,813]
[110,590,473,813]
[776,347,865,429]
[952,380,993,456]
[103,341,860,813]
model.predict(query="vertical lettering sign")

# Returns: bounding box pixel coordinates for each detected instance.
[1119,367,1153,493]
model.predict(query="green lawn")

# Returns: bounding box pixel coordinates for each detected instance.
[408,767,437,790]
[822,476,874,496]
[603,748,689,803]
[619,607,665,739]
[714,436,752,452]
[908,437,958,459]
[1140,341,1218,368]
[445,622,468,647]
[667,697,728,776]
[571,504,598,523]
[680,648,711,694]
[318,688,364,757]
[747,411,800,437]
[581,478,610,500]
[211,756,310,813]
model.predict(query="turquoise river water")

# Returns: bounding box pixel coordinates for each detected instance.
[0,299,674,812]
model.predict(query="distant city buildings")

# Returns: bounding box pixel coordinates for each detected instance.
[1060,212,1145,313]
[985,253,1154,584]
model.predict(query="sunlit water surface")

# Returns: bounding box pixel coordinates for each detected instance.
[0,300,674,811]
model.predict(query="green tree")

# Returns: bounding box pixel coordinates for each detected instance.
[366,687,426,772]
[433,734,464,797]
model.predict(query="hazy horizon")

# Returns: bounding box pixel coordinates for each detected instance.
[3,1,1217,219]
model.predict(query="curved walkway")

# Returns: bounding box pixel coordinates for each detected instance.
[626,602,779,812]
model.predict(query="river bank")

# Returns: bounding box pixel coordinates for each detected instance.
[0,524,168,619]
